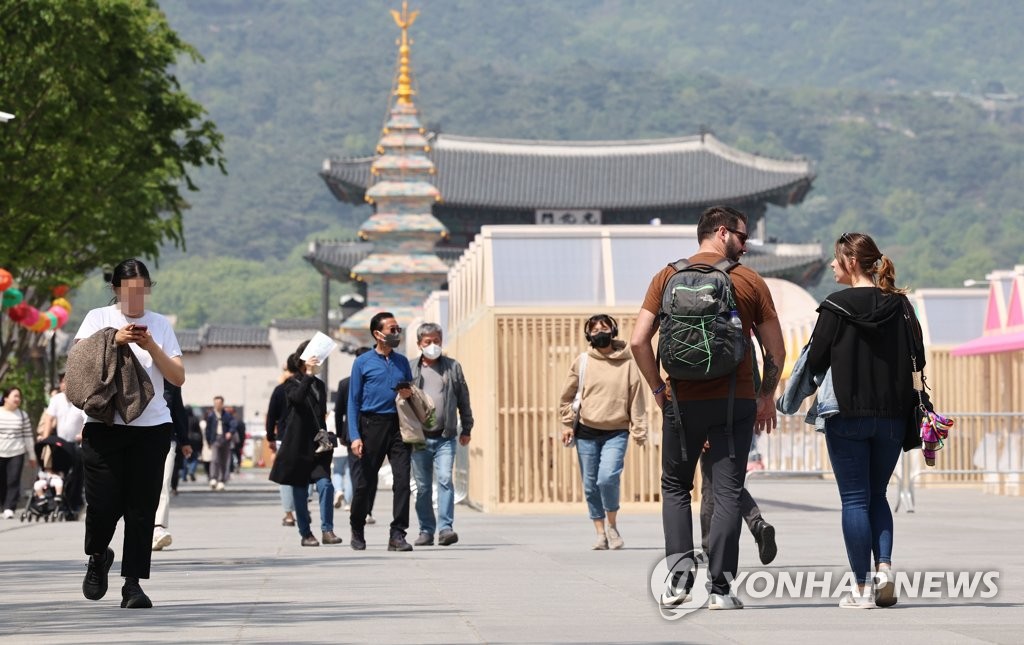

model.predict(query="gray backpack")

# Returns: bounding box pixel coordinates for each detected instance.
[657,258,748,460]
[657,258,746,380]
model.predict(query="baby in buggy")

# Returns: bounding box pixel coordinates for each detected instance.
[21,435,77,522]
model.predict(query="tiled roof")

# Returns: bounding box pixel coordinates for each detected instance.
[304,241,463,282]
[305,239,825,287]
[175,325,270,353]
[322,133,814,209]
[177,329,202,353]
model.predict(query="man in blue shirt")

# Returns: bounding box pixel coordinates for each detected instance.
[347,312,415,551]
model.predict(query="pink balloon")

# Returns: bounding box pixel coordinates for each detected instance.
[50,305,69,326]
[20,306,40,327]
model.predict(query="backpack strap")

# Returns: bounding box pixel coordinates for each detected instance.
[667,377,688,462]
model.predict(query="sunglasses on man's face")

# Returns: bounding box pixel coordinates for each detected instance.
[724,227,748,245]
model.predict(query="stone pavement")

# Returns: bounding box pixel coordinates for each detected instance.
[0,471,1021,644]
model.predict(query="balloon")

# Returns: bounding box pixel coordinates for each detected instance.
[29,316,50,332]
[52,284,70,298]
[6,303,30,323]
[50,305,69,325]
[0,269,11,292]
[2,288,23,307]
[20,306,40,327]
[41,312,58,331]
[52,297,72,312]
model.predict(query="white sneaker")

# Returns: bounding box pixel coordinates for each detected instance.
[333,491,344,509]
[215,481,225,491]
[2,509,13,520]
[152,527,173,551]
[659,583,692,607]
[874,569,897,607]
[209,479,218,489]
[708,592,744,610]
[606,526,624,550]
[839,589,875,609]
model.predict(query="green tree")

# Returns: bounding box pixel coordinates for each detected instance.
[0,0,225,381]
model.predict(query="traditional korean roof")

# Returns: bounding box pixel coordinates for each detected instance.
[303,239,824,287]
[176,325,271,353]
[322,133,814,210]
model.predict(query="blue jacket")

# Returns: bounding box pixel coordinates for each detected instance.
[205,409,237,445]
[776,342,838,431]
[347,349,413,443]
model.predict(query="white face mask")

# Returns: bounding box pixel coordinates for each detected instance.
[422,343,442,360]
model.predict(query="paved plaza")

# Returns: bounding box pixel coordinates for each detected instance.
[0,472,1021,644]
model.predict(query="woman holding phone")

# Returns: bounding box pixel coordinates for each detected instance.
[74,259,183,609]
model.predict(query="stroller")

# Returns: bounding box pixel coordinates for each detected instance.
[21,435,78,522]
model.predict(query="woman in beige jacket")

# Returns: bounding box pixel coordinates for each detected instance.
[560,314,647,550]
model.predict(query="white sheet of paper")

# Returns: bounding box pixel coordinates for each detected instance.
[299,331,337,363]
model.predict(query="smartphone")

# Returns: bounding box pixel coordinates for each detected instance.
[393,381,411,391]
[132,324,148,333]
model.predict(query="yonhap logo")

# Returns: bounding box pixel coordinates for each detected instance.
[648,560,1000,617]
[649,552,711,620]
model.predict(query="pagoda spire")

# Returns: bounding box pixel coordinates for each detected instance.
[339,2,448,345]
[390,1,418,106]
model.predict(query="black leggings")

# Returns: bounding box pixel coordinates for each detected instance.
[81,422,171,579]
[0,453,25,511]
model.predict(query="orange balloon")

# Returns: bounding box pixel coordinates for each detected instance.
[0,269,11,292]
[29,317,50,332]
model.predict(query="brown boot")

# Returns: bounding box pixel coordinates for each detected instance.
[322,530,343,545]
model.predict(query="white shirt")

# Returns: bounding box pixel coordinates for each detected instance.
[74,305,181,427]
[45,392,86,442]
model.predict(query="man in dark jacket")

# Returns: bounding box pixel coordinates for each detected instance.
[204,396,236,491]
[335,347,376,523]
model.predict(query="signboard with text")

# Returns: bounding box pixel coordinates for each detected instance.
[535,210,602,225]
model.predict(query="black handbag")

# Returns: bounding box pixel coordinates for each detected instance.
[900,298,953,458]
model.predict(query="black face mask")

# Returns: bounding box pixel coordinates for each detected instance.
[379,332,401,348]
[590,332,613,349]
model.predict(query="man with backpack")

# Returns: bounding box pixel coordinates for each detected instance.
[630,205,786,611]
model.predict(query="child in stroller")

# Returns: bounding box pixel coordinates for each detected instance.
[21,435,77,522]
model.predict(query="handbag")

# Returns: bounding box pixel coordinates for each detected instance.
[569,352,588,444]
[901,298,954,463]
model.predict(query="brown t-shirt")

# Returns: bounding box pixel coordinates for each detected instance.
[640,252,778,401]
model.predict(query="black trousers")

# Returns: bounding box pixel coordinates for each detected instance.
[699,450,763,553]
[0,453,25,511]
[81,422,171,579]
[348,451,377,514]
[349,413,410,535]
[662,398,755,595]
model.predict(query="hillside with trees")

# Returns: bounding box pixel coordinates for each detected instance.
[68,0,1024,325]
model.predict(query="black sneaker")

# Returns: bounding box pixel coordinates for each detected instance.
[83,548,114,601]
[753,519,778,565]
[120,577,152,608]
[438,529,459,546]
[350,530,366,551]
[387,533,413,552]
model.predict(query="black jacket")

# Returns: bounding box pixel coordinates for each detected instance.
[269,374,330,487]
[807,287,925,419]
[334,377,351,447]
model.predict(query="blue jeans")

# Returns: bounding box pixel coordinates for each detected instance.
[410,436,456,535]
[291,477,334,538]
[575,431,628,520]
[825,416,904,584]
[331,456,352,505]
[279,484,295,513]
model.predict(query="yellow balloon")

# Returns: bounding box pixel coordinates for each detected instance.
[52,297,72,312]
